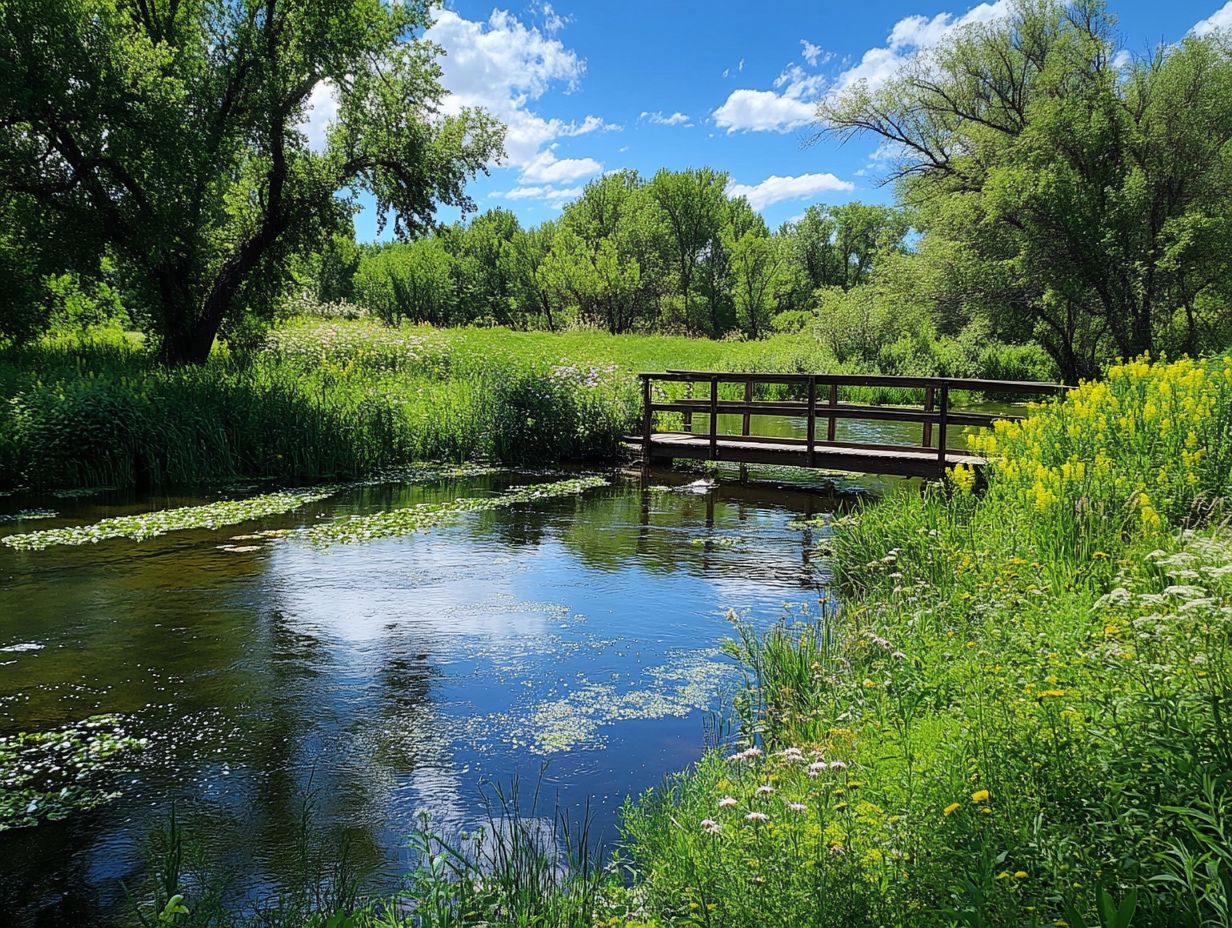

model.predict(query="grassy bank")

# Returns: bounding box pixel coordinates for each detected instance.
[0,319,1052,491]
[104,355,1232,927]
[624,355,1232,927]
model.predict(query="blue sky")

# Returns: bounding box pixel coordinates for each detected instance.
[325,0,1232,240]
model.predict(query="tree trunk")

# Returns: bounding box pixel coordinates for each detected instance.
[160,312,220,365]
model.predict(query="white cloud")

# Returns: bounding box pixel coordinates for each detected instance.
[832,1,1011,95]
[299,80,340,152]
[801,40,825,67]
[726,173,855,211]
[426,9,613,176]
[501,185,584,202]
[641,110,692,126]
[518,149,603,183]
[1111,48,1132,69]
[713,90,817,132]
[1193,2,1232,36]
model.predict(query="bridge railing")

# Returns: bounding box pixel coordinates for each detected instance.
[638,371,1069,470]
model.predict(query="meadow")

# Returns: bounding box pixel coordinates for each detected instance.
[0,316,1048,491]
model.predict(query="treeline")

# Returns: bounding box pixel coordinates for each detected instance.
[300,170,909,340]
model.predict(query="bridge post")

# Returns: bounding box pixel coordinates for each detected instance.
[739,380,753,484]
[936,381,950,474]
[827,383,838,442]
[641,375,653,474]
[923,384,935,448]
[807,376,817,467]
[709,375,719,460]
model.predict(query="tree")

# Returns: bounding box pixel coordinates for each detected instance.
[354,239,456,326]
[785,206,839,292]
[822,0,1232,381]
[648,168,729,335]
[728,224,788,339]
[510,221,561,330]
[540,228,642,334]
[0,0,502,362]
[451,208,521,326]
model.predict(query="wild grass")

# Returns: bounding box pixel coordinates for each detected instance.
[0,318,1055,490]
[621,354,1232,928]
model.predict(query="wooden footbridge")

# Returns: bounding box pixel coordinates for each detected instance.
[631,371,1068,480]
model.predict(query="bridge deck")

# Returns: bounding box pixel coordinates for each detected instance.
[634,432,985,479]
[633,371,1066,481]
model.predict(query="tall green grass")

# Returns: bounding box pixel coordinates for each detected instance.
[0,319,1051,491]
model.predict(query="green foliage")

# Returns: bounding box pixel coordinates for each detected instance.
[0,0,503,362]
[0,714,146,831]
[355,238,458,326]
[824,0,1232,381]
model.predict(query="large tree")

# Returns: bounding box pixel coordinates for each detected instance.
[0,0,502,362]
[822,0,1232,382]
[648,167,728,334]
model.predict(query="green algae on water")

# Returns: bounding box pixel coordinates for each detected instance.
[476,650,738,755]
[0,715,147,831]
[290,476,608,547]
[0,509,57,524]
[2,488,335,551]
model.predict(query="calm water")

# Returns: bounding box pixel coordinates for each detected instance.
[0,406,1016,926]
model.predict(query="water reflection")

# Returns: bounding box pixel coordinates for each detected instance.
[0,469,853,926]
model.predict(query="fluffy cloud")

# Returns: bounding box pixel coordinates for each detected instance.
[1193,3,1232,36]
[714,2,1012,133]
[726,173,855,211]
[501,184,584,202]
[713,90,816,132]
[299,80,340,152]
[426,9,613,177]
[714,63,827,133]
[641,110,692,126]
[518,150,603,183]
[832,1,1011,94]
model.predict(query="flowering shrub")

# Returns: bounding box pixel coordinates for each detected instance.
[967,356,1232,555]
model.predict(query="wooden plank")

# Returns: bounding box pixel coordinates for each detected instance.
[937,382,950,469]
[922,384,934,449]
[827,383,838,442]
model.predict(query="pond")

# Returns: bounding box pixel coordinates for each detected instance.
[0,404,1017,926]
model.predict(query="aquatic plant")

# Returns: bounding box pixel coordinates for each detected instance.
[0,715,147,831]
[0,507,56,523]
[290,476,608,547]
[2,487,335,550]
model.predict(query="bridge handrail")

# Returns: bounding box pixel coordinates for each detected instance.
[637,369,1071,470]
[640,370,1069,395]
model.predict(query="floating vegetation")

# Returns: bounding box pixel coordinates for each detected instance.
[0,508,57,524]
[51,486,118,499]
[2,488,335,551]
[347,462,504,487]
[0,715,147,831]
[689,534,743,548]
[476,651,738,755]
[289,476,608,547]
